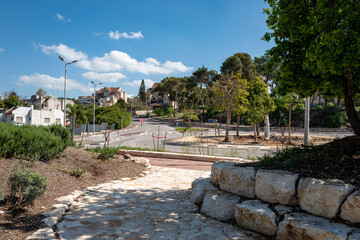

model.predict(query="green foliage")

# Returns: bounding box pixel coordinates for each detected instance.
[138,79,146,103]
[329,112,348,128]
[0,123,71,162]
[154,108,164,116]
[164,107,174,116]
[8,167,48,207]
[115,98,127,109]
[47,124,72,148]
[96,147,118,161]
[70,168,86,178]
[183,110,199,129]
[0,99,4,108]
[96,105,132,129]
[4,95,20,109]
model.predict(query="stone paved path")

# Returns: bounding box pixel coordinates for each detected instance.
[57,167,264,240]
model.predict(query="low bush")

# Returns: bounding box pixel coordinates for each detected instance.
[164,107,174,116]
[96,147,118,161]
[8,167,48,208]
[154,108,164,116]
[0,123,71,162]
[70,168,86,178]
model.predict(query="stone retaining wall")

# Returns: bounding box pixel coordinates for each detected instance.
[190,161,360,239]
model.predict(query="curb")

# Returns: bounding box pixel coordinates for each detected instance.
[117,149,257,163]
[26,162,151,240]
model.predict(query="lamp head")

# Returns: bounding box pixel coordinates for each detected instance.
[58,56,64,61]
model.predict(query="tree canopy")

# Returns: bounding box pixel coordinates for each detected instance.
[138,79,146,103]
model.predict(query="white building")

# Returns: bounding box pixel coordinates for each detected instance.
[96,87,127,107]
[0,106,64,126]
[78,96,93,105]
[26,95,74,110]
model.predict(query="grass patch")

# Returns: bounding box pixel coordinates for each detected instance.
[85,146,164,161]
[175,127,208,132]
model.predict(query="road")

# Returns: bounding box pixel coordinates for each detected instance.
[77,117,353,159]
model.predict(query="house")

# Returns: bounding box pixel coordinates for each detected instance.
[78,96,93,105]
[26,95,74,110]
[145,83,173,108]
[0,106,64,126]
[96,87,127,107]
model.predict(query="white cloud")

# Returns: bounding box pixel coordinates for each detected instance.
[0,47,4,52]
[39,43,88,62]
[123,79,154,89]
[17,73,91,93]
[93,32,104,36]
[82,72,126,83]
[108,31,144,40]
[55,13,71,23]
[77,50,192,74]
[38,43,192,75]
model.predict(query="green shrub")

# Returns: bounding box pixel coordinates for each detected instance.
[0,123,70,162]
[70,168,86,178]
[165,107,174,116]
[97,147,118,161]
[154,108,164,116]
[0,188,4,201]
[329,111,348,128]
[8,167,48,207]
[46,124,72,148]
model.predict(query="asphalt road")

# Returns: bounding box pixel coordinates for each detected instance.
[77,117,353,159]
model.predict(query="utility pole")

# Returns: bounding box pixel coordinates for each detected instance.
[175,88,178,126]
[91,81,102,134]
[304,97,310,145]
[58,56,78,127]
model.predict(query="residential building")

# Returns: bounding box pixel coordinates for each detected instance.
[0,106,64,126]
[78,96,93,105]
[26,95,74,110]
[96,87,127,107]
[145,83,173,108]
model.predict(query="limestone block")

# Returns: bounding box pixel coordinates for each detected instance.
[276,212,353,240]
[131,157,151,168]
[273,205,292,216]
[191,178,210,190]
[219,166,255,198]
[348,229,360,240]
[211,162,235,186]
[190,181,217,204]
[255,169,298,205]
[25,227,55,239]
[340,190,360,223]
[234,200,277,237]
[201,189,240,221]
[298,178,355,219]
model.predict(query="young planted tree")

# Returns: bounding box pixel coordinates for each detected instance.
[246,77,276,142]
[264,0,360,135]
[213,73,248,142]
[138,79,146,103]
[36,88,47,97]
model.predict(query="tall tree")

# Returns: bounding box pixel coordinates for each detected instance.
[264,0,360,135]
[4,95,19,109]
[213,73,248,142]
[138,79,146,103]
[36,88,47,97]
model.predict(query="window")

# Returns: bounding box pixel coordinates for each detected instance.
[11,117,14,121]
[16,117,23,123]
[44,118,50,123]
[56,118,61,124]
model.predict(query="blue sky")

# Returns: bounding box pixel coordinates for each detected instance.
[0,0,274,99]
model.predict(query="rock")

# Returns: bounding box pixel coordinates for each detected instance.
[219,166,256,198]
[340,190,360,223]
[255,169,298,205]
[131,157,151,168]
[234,200,278,237]
[201,189,240,221]
[190,181,217,204]
[25,227,55,239]
[348,229,360,240]
[211,161,235,186]
[276,212,353,240]
[191,178,210,190]
[124,153,132,159]
[298,178,355,219]
[273,205,292,216]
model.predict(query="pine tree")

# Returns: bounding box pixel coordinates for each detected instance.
[138,79,146,103]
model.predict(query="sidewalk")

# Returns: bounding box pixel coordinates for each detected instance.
[55,167,264,239]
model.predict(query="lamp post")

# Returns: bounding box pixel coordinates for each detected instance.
[91,81,102,134]
[59,56,78,127]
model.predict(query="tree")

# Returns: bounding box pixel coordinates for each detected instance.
[264,0,360,135]
[4,95,19,109]
[246,77,276,142]
[36,88,47,97]
[138,79,146,103]
[213,73,248,142]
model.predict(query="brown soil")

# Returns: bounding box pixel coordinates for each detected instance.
[0,147,146,240]
[180,134,334,146]
[238,136,360,189]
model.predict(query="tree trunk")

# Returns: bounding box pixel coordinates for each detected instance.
[288,102,292,143]
[253,122,257,142]
[224,101,231,142]
[236,115,240,136]
[256,122,260,136]
[344,71,360,136]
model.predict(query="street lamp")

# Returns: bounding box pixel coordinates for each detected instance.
[59,56,78,127]
[91,81,102,134]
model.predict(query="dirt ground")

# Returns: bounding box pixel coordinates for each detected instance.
[180,134,334,146]
[0,147,146,240]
